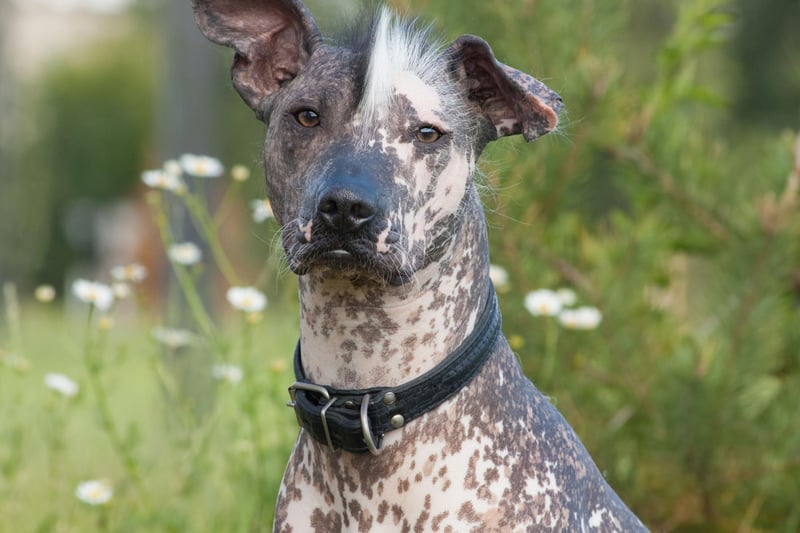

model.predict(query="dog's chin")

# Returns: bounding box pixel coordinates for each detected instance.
[288,249,416,287]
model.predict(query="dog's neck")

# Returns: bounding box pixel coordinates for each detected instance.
[297,197,491,389]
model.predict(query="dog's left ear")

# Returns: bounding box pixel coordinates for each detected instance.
[446,35,563,143]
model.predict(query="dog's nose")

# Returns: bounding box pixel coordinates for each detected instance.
[316,188,377,232]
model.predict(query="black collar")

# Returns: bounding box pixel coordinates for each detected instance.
[287,284,501,455]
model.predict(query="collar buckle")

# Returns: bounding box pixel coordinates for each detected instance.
[288,383,382,454]
[359,394,381,455]
[288,382,337,450]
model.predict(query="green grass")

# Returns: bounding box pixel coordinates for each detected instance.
[0,302,299,532]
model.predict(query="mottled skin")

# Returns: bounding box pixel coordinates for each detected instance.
[191,1,649,531]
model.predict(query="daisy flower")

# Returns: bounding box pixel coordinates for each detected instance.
[556,287,577,307]
[489,264,510,292]
[141,169,186,193]
[168,242,202,266]
[110,263,147,283]
[226,286,267,313]
[523,289,562,317]
[72,280,114,312]
[180,154,224,178]
[75,479,113,506]
[212,364,243,384]
[163,159,183,176]
[44,373,79,397]
[151,327,197,349]
[558,306,603,330]
[111,283,131,300]
[251,198,274,223]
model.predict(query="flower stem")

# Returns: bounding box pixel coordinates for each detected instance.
[211,178,241,229]
[151,193,227,355]
[82,306,149,509]
[147,348,197,429]
[542,319,560,384]
[183,191,241,286]
[2,283,23,356]
[240,317,270,526]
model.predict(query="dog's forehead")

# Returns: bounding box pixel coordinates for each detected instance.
[276,51,447,127]
[386,70,444,125]
[282,46,364,105]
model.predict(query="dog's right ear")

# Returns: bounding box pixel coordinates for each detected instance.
[192,0,322,116]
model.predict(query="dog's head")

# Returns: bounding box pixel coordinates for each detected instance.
[193,0,562,286]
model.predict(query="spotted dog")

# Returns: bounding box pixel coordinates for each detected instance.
[192,1,649,531]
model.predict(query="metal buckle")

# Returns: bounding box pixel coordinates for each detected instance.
[360,394,381,456]
[288,382,336,450]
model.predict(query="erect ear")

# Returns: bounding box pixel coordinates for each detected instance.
[446,35,563,143]
[192,0,323,116]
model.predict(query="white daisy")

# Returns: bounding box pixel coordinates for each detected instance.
[44,373,79,397]
[489,264,510,291]
[168,242,202,266]
[180,154,224,178]
[111,282,131,300]
[163,159,183,176]
[72,279,114,312]
[110,263,147,283]
[226,286,267,313]
[212,364,243,384]
[250,199,274,223]
[523,289,562,317]
[556,288,577,307]
[141,169,186,192]
[75,479,113,506]
[558,306,603,330]
[151,327,197,349]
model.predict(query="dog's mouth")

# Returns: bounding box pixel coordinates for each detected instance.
[284,226,418,286]
[284,231,406,285]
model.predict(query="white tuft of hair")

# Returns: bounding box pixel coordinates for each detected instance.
[360,7,446,127]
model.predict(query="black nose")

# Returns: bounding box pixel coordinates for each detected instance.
[316,187,377,232]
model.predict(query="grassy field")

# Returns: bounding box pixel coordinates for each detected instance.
[1,296,300,532]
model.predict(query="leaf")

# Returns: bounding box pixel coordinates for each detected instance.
[683,86,728,108]
[739,375,782,420]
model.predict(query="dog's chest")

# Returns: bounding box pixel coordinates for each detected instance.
[274,346,632,533]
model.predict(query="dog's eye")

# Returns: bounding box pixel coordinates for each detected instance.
[415,126,443,144]
[295,109,320,128]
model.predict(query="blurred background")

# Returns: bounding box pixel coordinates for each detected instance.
[1,0,799,531]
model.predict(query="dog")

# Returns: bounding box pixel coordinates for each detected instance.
[192,1,649,531]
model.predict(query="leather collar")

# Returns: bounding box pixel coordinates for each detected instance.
[287,284,501,455]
